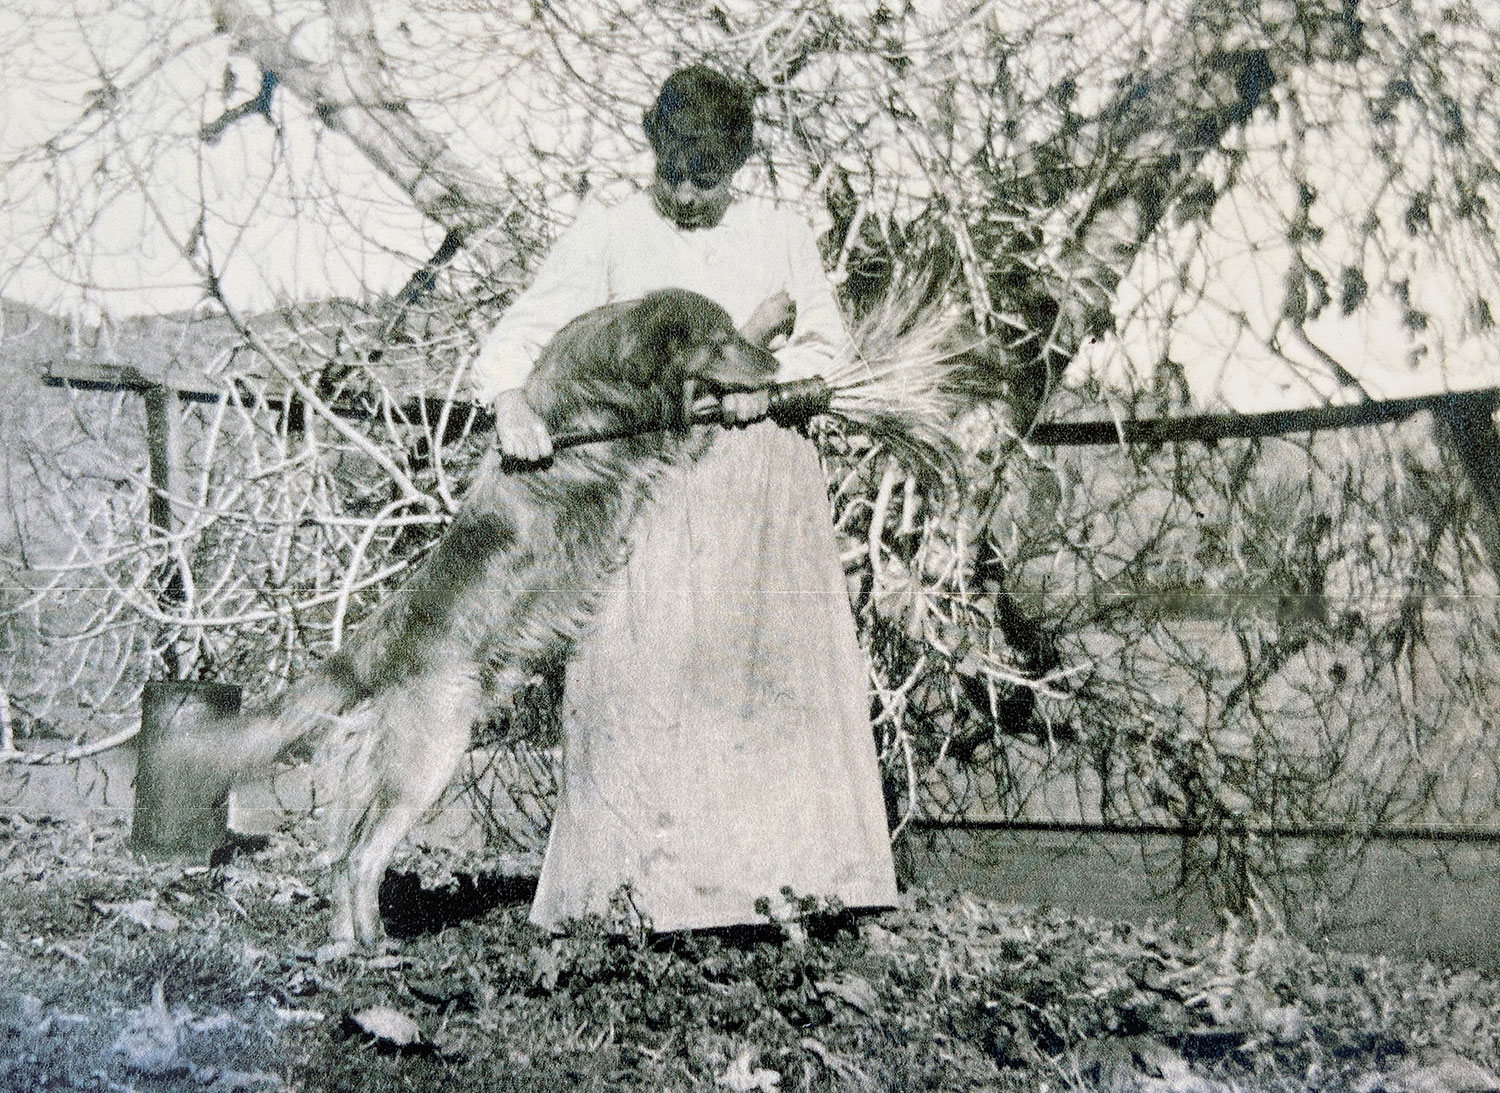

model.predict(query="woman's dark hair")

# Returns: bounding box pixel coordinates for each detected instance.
[642,65,755,183]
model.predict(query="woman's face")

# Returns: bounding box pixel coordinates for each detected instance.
[649,159,735,230]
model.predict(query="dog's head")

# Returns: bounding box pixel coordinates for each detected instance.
[529,288,778,437]
[615,289,778,393]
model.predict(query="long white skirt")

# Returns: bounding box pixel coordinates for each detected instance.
[529,422,899,932]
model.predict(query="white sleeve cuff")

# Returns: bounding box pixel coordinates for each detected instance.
[469,339,537,404]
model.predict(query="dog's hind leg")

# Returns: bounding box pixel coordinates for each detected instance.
[335,664,481,946]
[318,707,381,946]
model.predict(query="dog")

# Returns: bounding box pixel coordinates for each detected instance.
[169,289,778,945]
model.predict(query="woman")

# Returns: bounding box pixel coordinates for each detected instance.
[470,65,898,932]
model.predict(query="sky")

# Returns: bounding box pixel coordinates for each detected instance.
[1066,50,1500,409]
[0,0,437,322]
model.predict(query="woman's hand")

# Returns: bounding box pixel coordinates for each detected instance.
[741,290,796,348]
[723,290,792,426]
[493,388,553,462]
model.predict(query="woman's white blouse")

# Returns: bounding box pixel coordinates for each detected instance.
[469,191,854,403]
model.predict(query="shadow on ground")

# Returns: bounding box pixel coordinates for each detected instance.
[379,871,538,939]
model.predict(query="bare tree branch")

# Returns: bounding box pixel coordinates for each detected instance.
[209,0,510,242]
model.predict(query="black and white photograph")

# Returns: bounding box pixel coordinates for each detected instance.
[2,1,1499,1089]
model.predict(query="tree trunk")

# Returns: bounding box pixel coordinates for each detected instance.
[211,0,515,250]
[1431,392,1500,581]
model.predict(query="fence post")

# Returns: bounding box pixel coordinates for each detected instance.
[143,383,188,677]
[130,680,241,859]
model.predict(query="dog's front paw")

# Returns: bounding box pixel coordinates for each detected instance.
[328,887,389,951]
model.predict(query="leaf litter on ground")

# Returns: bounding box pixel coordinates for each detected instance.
[1,811,1499,1091]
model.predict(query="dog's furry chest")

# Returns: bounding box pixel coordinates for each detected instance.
[344,440,697,710]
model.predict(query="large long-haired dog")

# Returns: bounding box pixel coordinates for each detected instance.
[169,289,777,945]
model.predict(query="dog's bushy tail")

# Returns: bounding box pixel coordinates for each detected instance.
[163,671,357,796]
